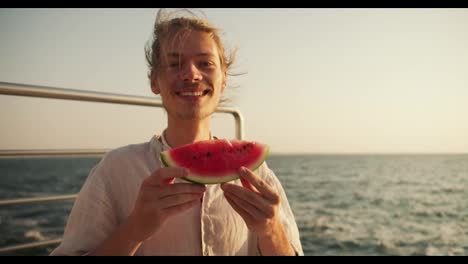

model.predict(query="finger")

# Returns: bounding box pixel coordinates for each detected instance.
[144,167,188,186]
[238,167,280,204]
[160,193,203,209]
[240,177,258,193]
[224,191,266,219]
[161,177,175,186]
[162,199,200,217]
[158,183,206,198]
[224,193,255,223]
[222,183,274,218]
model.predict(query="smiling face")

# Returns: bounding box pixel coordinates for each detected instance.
[151,30,226,121]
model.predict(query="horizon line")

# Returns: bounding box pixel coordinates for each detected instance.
[269,152,468,156]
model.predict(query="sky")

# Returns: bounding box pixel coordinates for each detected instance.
[1,8,468,154]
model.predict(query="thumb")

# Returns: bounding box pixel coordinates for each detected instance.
[240,177,257,192]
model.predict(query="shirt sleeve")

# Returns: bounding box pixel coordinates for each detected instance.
[50,155,118,256]
[258,162,304,256]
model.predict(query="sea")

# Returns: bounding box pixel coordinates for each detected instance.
[1,154,468,256]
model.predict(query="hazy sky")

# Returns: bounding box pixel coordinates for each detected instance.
[1,8,468,154]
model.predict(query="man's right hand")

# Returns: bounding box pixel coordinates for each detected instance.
[91,167,205,256]
[127,167,206,243]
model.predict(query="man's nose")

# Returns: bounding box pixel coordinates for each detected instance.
[180,63,202,82]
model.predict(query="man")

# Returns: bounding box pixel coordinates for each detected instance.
[51,9,303,256]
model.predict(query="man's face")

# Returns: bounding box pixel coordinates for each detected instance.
[151,30,226,121]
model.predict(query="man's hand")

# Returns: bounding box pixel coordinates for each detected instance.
[220,167,295,255]
[128,167,206,242]
[92,167,206,256]
[221,166,280,236]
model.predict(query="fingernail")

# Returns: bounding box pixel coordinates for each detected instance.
[238,167,246,175]
[220,183,228,191]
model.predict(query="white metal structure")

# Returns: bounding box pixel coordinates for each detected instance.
[0,82,244,254]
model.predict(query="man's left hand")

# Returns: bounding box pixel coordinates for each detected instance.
[221,166,281,237]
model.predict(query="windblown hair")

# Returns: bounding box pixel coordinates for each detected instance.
[145,9,237,83]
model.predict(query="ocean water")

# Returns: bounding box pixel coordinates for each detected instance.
[1,154,468,256]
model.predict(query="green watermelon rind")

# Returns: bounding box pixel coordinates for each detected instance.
[160,145,269,184]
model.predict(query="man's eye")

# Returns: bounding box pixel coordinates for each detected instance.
[200,61,214,67]
[169,63,179,68]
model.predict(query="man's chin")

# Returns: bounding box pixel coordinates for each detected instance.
[175,110,213,121]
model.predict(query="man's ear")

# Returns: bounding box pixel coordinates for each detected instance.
[150,71,160,95]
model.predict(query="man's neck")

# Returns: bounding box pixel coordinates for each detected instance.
[164,118,212,148]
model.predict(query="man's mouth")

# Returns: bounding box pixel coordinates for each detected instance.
[176,89,210,97]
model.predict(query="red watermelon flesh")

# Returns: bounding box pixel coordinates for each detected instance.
[160,139,269,184]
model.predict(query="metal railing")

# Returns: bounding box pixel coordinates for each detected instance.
[0,149,109,158]
[0,81,244,254]
[0,81,244,141]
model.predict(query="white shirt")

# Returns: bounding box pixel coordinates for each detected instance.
[51,135,303,256]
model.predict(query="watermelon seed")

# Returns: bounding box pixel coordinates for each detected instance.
[206,152,211,157]
[192,156,197,160]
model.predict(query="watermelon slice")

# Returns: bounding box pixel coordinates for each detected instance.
[160,139,269,184]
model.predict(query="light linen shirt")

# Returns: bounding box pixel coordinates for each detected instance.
[51,135,303,256]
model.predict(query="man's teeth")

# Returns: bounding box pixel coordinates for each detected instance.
[179,91,204,96]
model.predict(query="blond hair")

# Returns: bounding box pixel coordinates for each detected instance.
[145,9,236,82]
